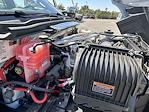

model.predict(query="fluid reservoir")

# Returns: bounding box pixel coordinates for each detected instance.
[15,41,50,83]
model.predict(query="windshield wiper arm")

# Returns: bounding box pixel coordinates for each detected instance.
[14,10,53,18]
[48,12,65,18]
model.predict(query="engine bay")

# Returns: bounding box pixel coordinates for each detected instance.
[0,29,149,112]
[0,0,149,112]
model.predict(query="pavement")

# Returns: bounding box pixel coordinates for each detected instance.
[78,19,121,34]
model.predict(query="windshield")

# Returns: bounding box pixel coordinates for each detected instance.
[0,0,61,14]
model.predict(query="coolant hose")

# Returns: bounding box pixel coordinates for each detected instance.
[30,91,48,104]
[15,87,48,104]
[0,81,51,92]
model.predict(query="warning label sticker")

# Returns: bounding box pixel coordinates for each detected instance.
[92,81,115,96]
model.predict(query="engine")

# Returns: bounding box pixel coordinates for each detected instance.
[73,32,149,112]
[73,45,147,112]
[0,31,149,112]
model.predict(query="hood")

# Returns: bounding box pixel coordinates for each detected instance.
[112,0,149,19]
[112,0,149,44]
[113,0,149,7]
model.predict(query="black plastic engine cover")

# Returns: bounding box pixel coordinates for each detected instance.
[73,45,148,112]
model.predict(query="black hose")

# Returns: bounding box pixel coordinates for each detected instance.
[32,38,81,53]
[0,81,52,92]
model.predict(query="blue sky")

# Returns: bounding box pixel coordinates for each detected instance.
[49,0,119,11]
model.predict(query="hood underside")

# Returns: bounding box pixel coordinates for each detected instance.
[113,0,149,7]
[112,0,149,44]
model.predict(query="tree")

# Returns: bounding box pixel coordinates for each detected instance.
[95,9,101,18]
[79,5,89,15]
[78,5,119,19]
[79,5,95,16]
[111,11,119,19]
[57,4,65,10]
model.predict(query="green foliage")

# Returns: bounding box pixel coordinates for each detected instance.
[57,4,65,10]
[56,3,119,19]
[79,5,119,19]
[79,5,95,16]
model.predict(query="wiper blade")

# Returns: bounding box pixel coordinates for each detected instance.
[0,10,50,18]
[0,11,16,15]
[0,10,64,18]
